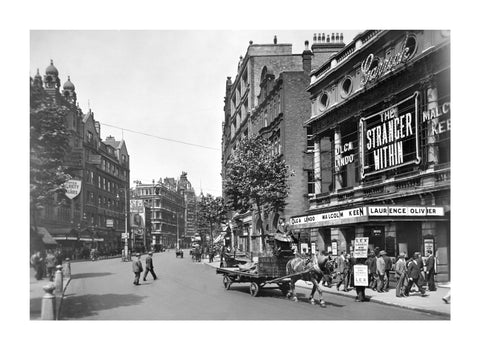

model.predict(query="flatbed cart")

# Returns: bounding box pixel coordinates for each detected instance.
[216,266,307,297]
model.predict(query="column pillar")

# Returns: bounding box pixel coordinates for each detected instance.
[426,81,439,167]
[313,137,321,195]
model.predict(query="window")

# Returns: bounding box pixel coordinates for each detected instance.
[320,135,333,193]
[340,76,353,98]
[87,131,93,144]
[319,92,330,112]
[307,170,315,196]
[306,126,314,153]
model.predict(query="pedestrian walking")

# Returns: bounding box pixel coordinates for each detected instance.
[405,252,426,296]
[366,251,377,289]
[383,252,393,291]
[394,252,407,297]
[132,253,143,285]
[143,252,157,281]
[45,250,56,281]
[30,251,44,280]
[425,249,437,291]
[375,251,387,292]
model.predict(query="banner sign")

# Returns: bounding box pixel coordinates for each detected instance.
[360,92,420,178]
[368,206,444,216]
[353,237,369,258]
[64,180,82,199]
[353,265,369,286]
[290,205,444,228]
[88,154,102,165]
[290,207,367,226]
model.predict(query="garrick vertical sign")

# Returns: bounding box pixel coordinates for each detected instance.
[359,92,421,178]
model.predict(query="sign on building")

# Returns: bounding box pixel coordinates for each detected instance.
[359,92,421,178]
[353,237,369,258]
[64,180,82,199]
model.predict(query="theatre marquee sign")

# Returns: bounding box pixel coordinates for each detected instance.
[290,205,444,228]
[359,92,421,178]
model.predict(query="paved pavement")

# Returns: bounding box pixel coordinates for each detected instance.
[203,258,451,317]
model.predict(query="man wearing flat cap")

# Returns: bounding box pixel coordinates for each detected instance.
[375,251,387,292]
[132,253,143,285]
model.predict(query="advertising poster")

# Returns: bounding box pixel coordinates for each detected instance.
[353,237,369,258]
[354,265,368,286]
[331,241,338,256]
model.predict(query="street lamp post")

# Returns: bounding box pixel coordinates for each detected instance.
[176,212,179,250]
[117,188,129,260]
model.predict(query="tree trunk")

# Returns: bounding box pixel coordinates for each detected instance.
[255,199,265,252]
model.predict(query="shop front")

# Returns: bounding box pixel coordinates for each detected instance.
[290,203,449,281]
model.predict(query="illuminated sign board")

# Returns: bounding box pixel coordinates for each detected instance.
[359,92,420,178]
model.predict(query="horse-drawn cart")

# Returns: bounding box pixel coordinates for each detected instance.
[216,254,301,297]
[216,266,307,297]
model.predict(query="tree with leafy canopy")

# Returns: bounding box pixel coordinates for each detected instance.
[30,83,72,248]
[197,193,227,248]
[224,136,293,250]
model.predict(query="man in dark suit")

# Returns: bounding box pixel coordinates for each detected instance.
[132,253,143,285]
[143,251,157,281]
[425,250,436,291]
[405,252,426,296]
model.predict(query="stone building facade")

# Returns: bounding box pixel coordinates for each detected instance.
[290,30,451,281]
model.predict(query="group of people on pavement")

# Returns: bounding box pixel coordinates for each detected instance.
[314,247,442,303]
[132,251,157,285]
[364,248,438,298]
[30,249,64,281]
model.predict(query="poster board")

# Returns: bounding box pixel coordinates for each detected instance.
[353,237,369,258]
[424,238,434,256]
[353,265,368,286]
[331,241,338,256]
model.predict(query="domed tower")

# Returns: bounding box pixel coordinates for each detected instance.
[62,75,77,104]
[44,59,61,90]
[32,68,43,88]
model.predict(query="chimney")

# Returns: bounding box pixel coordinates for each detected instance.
[311,31,346,70]
[302,40,313,74]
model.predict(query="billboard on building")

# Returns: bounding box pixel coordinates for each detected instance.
[359,92,421,178]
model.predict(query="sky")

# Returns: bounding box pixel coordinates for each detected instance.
[30,30,361,197]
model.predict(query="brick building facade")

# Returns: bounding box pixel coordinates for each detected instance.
[222,35,345,254]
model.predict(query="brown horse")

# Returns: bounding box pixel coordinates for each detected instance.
[285,254,326,307]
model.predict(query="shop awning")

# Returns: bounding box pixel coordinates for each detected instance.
[36,227,57,245]
[213,232,226,244]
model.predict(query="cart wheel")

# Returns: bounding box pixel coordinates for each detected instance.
[250,282,260,297]
[223,276,232,290]
[279,283,290,296]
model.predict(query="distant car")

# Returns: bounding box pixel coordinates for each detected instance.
[176,249,184,258]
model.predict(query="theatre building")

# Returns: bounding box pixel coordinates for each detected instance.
[290,30,450,281]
